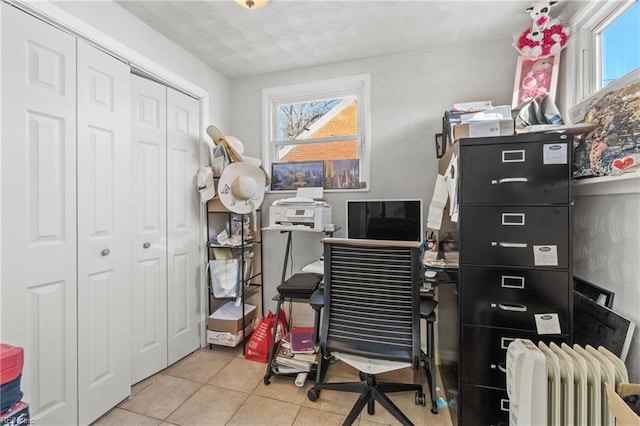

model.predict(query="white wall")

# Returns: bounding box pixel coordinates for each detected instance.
[573,175,640,382]
[229,38,520,317]
[51,0,231,129]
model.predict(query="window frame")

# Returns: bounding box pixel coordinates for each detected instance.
[566,0,637,107]
[261,74,371,193]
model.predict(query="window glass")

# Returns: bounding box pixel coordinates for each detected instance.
[602,1,640,87]
[263,75,369,191]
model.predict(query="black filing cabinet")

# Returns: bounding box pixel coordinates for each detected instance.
[458,133,573,425]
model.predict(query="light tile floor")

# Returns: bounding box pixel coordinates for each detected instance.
[93,345,454,426]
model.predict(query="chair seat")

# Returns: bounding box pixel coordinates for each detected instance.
[334,352,411,375]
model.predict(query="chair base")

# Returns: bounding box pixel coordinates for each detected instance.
[308,373,425,426]
[421,301,439,414]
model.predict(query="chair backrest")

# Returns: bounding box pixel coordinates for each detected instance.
[321,238,422,367]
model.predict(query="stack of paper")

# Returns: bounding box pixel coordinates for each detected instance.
[272,328,319,374]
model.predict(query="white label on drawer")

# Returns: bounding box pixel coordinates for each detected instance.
[535,313,562,334]
[533,245,558,266]
[543,143,567,164]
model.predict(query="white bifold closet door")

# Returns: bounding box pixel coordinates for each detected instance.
[130,75,200,384]
[166,87,201,365]
[1,5,78,424]
[1,4,132,425]
[76,40,132,424]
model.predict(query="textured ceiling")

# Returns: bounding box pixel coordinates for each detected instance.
[116,0,582,79]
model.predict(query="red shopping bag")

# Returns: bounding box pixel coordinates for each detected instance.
[245,310,288,363]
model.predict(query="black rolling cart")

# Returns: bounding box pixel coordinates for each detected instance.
[262,228,335,386]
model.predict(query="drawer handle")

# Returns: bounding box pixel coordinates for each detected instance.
[101,248,110,256]
[492,241,528,248]
[143,242,151,249]
[491,363,507,373]
[491,177,529,184]
[491,303,528,312]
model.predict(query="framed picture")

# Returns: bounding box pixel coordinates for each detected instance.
[435,133,445,158]
[270,161,324,190]
[512,54,560,108]
[324,159,359,189]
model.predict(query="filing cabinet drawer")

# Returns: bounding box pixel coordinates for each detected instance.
[460,266,569,331]
[460,206,569,268]
[460,384,510,426]
[460,325,567,389]
[460,136,571,205]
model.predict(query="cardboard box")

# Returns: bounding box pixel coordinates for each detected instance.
[453,119,514,140]
[606,383,640,425]
[206,323,255,347]
[207,196,227,213]
[207,302,256,334]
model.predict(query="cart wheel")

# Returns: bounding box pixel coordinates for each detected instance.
[263,375,271,385]
[415,391,426,406]
[307,388,319,401]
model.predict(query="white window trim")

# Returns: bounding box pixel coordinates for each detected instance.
[262,74,371,193]
[565,0,636,107]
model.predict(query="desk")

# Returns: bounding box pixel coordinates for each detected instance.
[262,228,336,386]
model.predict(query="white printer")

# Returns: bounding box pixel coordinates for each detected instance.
[269,188,332,232]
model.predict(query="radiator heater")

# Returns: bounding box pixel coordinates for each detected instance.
[507,338,629,426]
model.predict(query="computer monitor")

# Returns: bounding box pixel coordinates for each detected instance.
[346,199,423,242]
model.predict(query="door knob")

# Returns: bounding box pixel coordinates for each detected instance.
[101,248,110,256]
[143,242,151,249]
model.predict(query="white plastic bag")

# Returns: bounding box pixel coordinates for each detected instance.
[209,259,239,298]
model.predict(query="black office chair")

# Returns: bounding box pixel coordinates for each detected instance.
[307,238,427,426]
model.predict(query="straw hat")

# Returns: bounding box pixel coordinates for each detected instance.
[206,125,244,162]
[218,162,266,214]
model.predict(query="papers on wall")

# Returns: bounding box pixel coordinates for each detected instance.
[426,153,459,230]
[445,154,459,223]
[427,174,448,230]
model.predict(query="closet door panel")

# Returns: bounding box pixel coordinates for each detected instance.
[167,88,201,363]
[76,41,132,424]
[1,4,78,424]
[131,75,168,383]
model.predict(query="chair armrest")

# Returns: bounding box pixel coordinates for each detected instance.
[309,289,324,311]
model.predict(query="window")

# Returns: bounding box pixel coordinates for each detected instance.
[568,0,639,103]
[262,74,370,191]
[601,1,639,87]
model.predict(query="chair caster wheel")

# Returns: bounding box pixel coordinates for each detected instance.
[415,392,426,406]
[307,388,319,401]
[359,371,366,381]
[263,375,270,385]
[431,406,439,414]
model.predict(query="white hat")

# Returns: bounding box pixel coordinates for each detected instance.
[218,162,266,214]
[197,166,216,203]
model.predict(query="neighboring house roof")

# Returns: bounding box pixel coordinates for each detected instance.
[280,97,358,162]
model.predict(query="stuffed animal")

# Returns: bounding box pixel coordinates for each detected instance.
[519,57,554,104]
[515,1,570,57]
